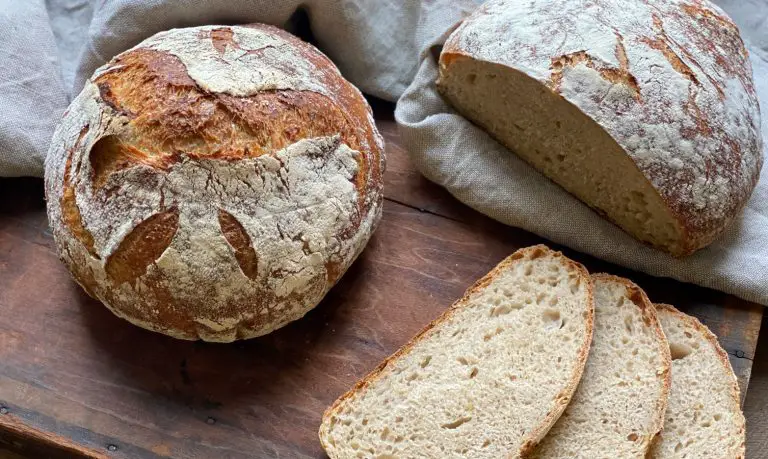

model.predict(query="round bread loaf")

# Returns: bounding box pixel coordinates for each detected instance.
[438,0,762,256]
[44,24,384,342]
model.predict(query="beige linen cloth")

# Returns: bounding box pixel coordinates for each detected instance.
[2,0,767,304]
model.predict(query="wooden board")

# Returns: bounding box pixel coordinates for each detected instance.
[0,107,762,458]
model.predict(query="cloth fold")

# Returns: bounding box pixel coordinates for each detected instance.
[2,0,767,305]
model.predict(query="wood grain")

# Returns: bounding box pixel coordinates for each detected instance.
[0,105,762,458]
[746,314,768,458]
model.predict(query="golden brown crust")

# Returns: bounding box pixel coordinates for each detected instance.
[217,209,259,280]
[591,274,673,453]
[104,209,180,285]
[92,46,379,199]
[60,126,98,258]
[48,24,384,341]
[319,245,596,457]
[654,303,746,458]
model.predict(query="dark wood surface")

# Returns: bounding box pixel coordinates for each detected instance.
[0,106,763,458]
[745,314,768,457]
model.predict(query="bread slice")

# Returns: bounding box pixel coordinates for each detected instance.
[650,304,746,458]
[531,274,671,458]
[318,245,594,458]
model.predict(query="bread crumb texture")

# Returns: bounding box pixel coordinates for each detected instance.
[651,304,745,458]
[531,274,671,458]
[44,24,384,342]
[319,246,594,458]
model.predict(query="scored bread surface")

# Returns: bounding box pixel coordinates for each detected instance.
[319,245,595,458]
[651,304,745,458]
[44,24,384,342]
[438,0,761,255]
[531,274,671,458]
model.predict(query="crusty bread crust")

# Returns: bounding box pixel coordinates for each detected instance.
[654,303,746,459]
[45,24,384,341]
[318,245,595,458]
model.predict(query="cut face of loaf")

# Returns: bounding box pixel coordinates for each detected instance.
[651,304,745,458]
[438,0,762,256]
[531,274,671,458]
[437,58,683,253]
[319,245,594,458]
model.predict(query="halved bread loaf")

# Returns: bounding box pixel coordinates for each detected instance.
[531,274,671,458]
[437,0,762,256]
[651,304,746,458]
[318,245,594,458]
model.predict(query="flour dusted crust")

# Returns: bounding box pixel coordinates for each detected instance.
[45,24,384,342]
[442,0,762,253]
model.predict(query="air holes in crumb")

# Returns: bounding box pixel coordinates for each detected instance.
[536,293,546,304]
[466,73,477,84]
[624,315,634,334]
[569,278,581,294]
[441,416,472,429]
[491,304,513,317]
[670,342,693,360]
[482,439,491,448]
[555,120,562,129]
[395,416,403,423]
[627,433,639,442]
[524,265,533,276]
[543,308,563,330]
[381,427,390,440]
[420,356,432,368]
[714,414,722,421]
[362,419,369,425]
[484,326,504,341]
[549,296,559,306]
[684,331,693,338]
[556,153,566,162]
[469,367,479,378]
[457,357,469,366]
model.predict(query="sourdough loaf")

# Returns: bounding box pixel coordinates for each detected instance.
[651,304,746,458]
[319,245,594,458]
[437,0,762,256]
[44,24,384,342]
[531,274,671,458]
